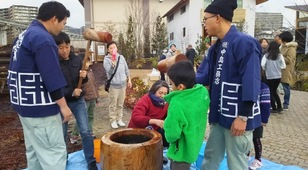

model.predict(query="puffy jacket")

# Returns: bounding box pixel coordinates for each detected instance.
[280,42,298,85]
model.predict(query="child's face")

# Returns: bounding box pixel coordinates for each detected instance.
[58,42,70,60]
[169,79,185,91]
[155,87,168,99]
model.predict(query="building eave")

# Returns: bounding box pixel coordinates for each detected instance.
[79,0,84,7]
[162,0,189,18]
[256,0,268,5]
[285,5,308,13]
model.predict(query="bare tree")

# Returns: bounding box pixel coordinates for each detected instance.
[97,20,119,40]
[125,0,150,58]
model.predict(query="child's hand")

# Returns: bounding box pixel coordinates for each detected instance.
[79,70,87,78]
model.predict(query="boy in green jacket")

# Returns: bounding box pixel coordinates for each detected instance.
[164,60,210,170]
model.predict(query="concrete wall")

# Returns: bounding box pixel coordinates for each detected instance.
[243,0,256,36]
[188,0,204,50]
[0,31,7,46]
[87,0,178,34]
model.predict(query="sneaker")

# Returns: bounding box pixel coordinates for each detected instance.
[163,156,168,165]
[249,159,263,170]
[92,133,96,139]
[70,136,78,144]
[87,161,98,170]
[117,120,126,127]
[277,108,283,114]
[283,105,289,111]
[111,121,118,129]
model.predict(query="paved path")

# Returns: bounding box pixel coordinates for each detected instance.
[92,89,308,169]
[261,90,308,169]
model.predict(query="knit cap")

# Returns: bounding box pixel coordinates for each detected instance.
[204,0,237,22]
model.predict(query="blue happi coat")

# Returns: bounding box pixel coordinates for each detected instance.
[196,26,262,131]
[7,20,67,117]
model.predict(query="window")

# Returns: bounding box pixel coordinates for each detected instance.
[180,5,186,14]
[183,27,186,37]
[170,32,174,41]
[299,21,308,28]
[237,0,243,8]
[168,14,174,22]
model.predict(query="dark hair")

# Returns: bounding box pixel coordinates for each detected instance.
[53,32,70,45]
[267,41,280,60]
[106,41,117,55]
[170,44,176,48]
[167,60,195,89]
[107,41,117,49]
[148,80,169,94]
[36,1,70,22]
[279,31,293,43]
[259,38,268,44]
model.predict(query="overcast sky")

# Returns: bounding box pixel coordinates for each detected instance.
[0,0,85,28]
[256,0,308,28]
[0,0,307,28]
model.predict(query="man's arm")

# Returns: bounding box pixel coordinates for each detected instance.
[50,89,72,123]
[196,57,209,86]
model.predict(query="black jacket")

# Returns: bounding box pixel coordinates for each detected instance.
[59,52,88,102]
[185,48,196,65]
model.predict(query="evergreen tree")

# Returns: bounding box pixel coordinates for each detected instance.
[151,15,168,57]
[195,34,209,63]
[143,27,151,58]
[117,32,126,56]
[125,15,137,64]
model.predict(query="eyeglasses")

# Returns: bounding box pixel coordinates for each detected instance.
[203,15,217,22]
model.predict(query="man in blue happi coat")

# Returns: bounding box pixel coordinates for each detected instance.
[196,0,262,169]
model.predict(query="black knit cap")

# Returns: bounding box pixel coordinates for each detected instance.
[204,0,237,22]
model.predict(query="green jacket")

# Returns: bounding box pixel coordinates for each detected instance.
[164,84,210,163]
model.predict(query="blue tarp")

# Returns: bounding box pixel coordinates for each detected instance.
[26,142,305,170]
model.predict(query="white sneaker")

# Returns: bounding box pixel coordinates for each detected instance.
[111,121,118,129]
[249,159,263,170]
[117,120,126,127]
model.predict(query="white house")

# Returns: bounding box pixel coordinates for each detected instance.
[163,0,268,52]
[162,0,204,52]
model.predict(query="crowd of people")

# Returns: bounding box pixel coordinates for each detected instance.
[7,0,299,170]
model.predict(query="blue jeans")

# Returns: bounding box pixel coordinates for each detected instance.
[281,83,290,106]
[63,97,96,164]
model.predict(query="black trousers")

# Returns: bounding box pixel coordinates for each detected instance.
[266,78,282,110]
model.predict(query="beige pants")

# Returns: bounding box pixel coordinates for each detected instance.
[108,86,126,122]
[19,114,67,170]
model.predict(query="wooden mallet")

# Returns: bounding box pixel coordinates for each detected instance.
[77,28,112,89]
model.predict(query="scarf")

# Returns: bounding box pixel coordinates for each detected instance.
[149,93,165,107]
